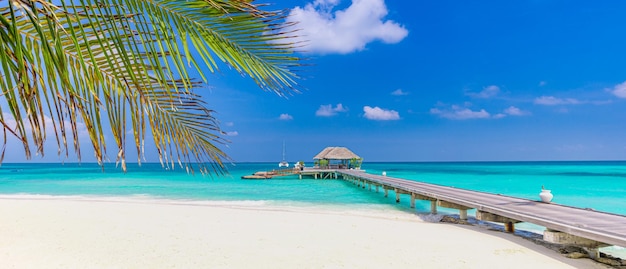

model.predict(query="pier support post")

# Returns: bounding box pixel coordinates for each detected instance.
[368,183,372,191]
[505,222,515,233]
[384,188,388,198]
[376,185,379,193]
[459,209,468,220]
[430,200,437,214]
[395,188,400,203]
[410,193,415,208]
[543,229,609,259]
[476,211,521,233]
[584,247,600,260]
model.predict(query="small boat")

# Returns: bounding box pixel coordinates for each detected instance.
[278,141,289,167]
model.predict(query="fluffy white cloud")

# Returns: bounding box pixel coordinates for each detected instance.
[504,106,529,116]
[391,89,408,96]
[466,85,500,99]
[225,131,239,136]
[316,103,348,116]
[431,104,529,120]
[286,0,408,54]
[279,113,294,120]
[611,81,626,98]
[430,105,490,120]
[225,122,235,127]
[363,106,400,120]
[2,112,17,128]
[534,96,581,105]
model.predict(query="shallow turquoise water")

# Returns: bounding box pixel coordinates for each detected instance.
[1,161,625,215]
[2,161,625,257]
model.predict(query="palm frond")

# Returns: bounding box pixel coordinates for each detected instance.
[0,0,302,173]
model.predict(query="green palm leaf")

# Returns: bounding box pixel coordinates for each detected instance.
[0,0,302,174]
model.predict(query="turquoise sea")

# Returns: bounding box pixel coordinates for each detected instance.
[1,161,625,256]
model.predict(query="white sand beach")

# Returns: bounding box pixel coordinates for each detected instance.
[0,197,611,269]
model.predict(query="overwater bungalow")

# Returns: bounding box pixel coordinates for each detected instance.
[313,147,362,169]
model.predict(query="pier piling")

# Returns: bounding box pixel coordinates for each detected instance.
[430,200,437,214]
[459,209,468,220]
[395,188,401,203]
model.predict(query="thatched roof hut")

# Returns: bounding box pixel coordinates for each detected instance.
[313,147,362,169]
[313,147,360,160]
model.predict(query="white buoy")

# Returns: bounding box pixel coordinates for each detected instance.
[382,171,387,176]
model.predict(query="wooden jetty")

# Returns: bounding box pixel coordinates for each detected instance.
[242,167,341,180]
[335,169,626,258]
[264,166,625,258]
[241,167,298,179]
[296,168,340,179]
[250,146,626,258]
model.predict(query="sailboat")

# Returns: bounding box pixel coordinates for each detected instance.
[278,141,289,167]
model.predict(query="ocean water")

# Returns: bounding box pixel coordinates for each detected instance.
[1,161,625,256]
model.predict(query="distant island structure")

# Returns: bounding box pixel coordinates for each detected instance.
[313,147,362,169]
[243,146,363,179]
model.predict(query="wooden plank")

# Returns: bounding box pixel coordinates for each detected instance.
[337,170,626,248]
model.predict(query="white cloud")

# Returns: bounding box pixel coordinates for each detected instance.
[466,85,500,99]
[610,81,626,98]
[431,104,529,120]
[225,131,239,136]
[2,112,17,129]
[503,106,529,116]
[363,106,400,120]
[286,0,408,54]
[279,113,294,120]
[391,89,408,96]
[316,103,348,116]
[539,81,547,87]
[430,104,490,120]
[225,122,235,127]
[534,96,581,105]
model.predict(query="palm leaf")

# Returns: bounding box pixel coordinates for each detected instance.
[0,0,302,174]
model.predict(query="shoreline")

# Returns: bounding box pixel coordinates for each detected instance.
[0,196,613,268]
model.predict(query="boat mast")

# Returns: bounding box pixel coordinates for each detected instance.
[282,141,286,161]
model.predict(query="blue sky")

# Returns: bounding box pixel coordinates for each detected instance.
[5,0,626,163]
[210,0,626,163]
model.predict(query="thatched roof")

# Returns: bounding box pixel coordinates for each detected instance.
[313,147,360,160]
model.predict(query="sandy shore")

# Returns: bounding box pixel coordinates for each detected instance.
[0,197,611,269]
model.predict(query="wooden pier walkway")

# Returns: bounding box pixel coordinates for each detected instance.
[336,169,626,253]
[241,168,298,179]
